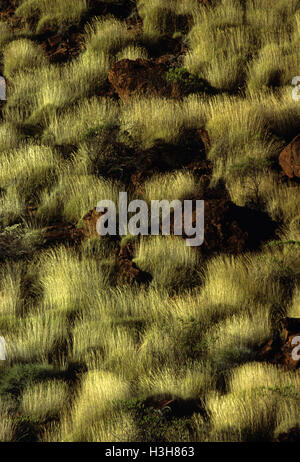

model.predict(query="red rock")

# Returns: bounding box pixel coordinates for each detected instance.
[167,189,276,255]
[42,223,83,246]
[81,208,103,239]
[40,208,112,244]
[108,58,188,100]
[276,427,300,442]
[279,134,300,179]
[116,241,152,285]
[256,317,300,370]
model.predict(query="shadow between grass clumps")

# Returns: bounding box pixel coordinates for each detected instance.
[116,394,208,442]
[0,361,87,442]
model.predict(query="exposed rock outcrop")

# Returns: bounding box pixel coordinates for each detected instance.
[108,58,177,100]
[108,58,213,100]
[256,317,300,370]
[168,186,276,255]
[41,223,83,246]
[279,134,300,179]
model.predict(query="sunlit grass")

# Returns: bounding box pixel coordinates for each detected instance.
[0,262,23,317]
[206,390,278,442]
[139,361,214,400]
[39,246,114,315]
[0,143,60,204]
[143,170,200,203]
[3,39,46,80]
[0,0,300,444]
[6,311,68,363]
[16,0,88,34]
[84,17,132,56]
[43,96,118,146]
[20,380,69,419]
[120,96,207,148]
[36,172,123,224]
[61,370,132,441]
[116,45,148,61]
[137,0,197,42]
[205,311,271,366]
[229,362,300,394]
[0,406,16,442]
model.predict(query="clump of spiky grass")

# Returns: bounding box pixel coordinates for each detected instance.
[274,398,300,438]
[15,0,88,34]
[204,311,271,371]
[201,93,282,192]
[206,390,278,442]
[6,310,68,363]
[214,362,300,440]
[137,322,181,369]
[139,361,214,400]
[42,96,118,146]
[287,286,300,318]
[202,251,296,315]
[120,96,206,148]
[39,246,115,316]
[250,86,300,140]
[0,185,26,227]
[185,0,300,93]
[0,409,16,442]
[204,95,268,162]
[11,51,111,128]
[0,123,21,153]
[116,45,148,61]
[184,4,254,91]
[143,170,200,203]
[61,370,132,441]
[84,17,133,56]
[88,327,140,379]
[4,64,60,126]
[246,40,300,93]
[20,380,69,419]
[71,310,146,379]
[60,48,111,102]
[36,172,123,224]
[86,412,137,443]
[27,58,108,127]
[246,0,300,44]
[5,50,111,128]
[0,143,60,204]
[3,39,46,80]
[229,362,300,395]
[137,0,198,43]
[200,255,253,308]
[69,286,189,375]
[0,261,23,317]
[134,235,201,291]
[261,175,300,225]
[71,285,170,327]
[189,0,244,35]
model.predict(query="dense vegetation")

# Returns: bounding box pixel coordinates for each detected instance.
[0,0,299,442]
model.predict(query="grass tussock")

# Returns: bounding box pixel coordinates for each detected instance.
[15,0,88,34]
[0,0,299,443]
[3,39,46,80]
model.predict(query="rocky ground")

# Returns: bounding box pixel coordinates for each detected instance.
[0,0,299,442]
